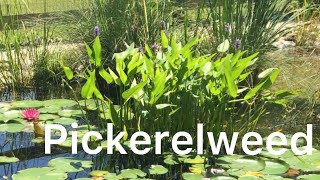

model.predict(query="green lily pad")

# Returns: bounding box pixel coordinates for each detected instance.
[260,159,289,175]
[32,137,45,144]
[145,165,168,175]
[0,123,25,133]
[104,173,122,179]
[38,106,61,114]
[182,173,203,180]
[210,176,237,180]
[261,175,285,180]
[11,100,44,108]
[297,174,320,180]
[280,149,320,172]
[53,117,77,125]
[43,99,77,108]
[217,156,265,172]
[4,118,26,124]
[48,157,93,173]
[12,167,67,180]
[58,110,84,117]
[79,99,98,110]
[3,110,21,119]
[238,175,263,180]
[0,156,19,163]
[58,137,76,148]
[119,169,146,179]
[39,114,60,121]
[164,155,179,165]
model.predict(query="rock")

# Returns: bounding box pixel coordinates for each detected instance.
[272,37,296,49]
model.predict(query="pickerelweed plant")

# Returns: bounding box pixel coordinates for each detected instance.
[64,32,296,153]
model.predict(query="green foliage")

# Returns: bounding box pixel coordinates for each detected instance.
[64,33,293,143]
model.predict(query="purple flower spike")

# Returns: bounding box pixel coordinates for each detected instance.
[138,46,144,53]
[94,26,100,37]
[151,43,159,50]
[235,39,241,49]
[224,23,231,32]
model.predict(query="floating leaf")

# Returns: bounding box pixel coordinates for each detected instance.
[260,159,289,175]
[12,167,67,180]
[48,157,93,173]
[217,156,265,172]
[43,99,77,108]
[0,156,19,163]
[297,174,320,180]
[182,173,203,180]
[39,114,60,121]
[210,176,237,180]
[119,169,146,179]
[0,123,25,133]
[53,117,77,125]
[58,110,83,117]
[12,100,44,108]
[145,165,168,175]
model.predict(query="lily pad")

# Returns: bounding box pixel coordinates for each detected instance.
[3,110,21,119]
[53,117,77,125]
[48,157,93,173]
[238,175,263,180]
[104,173,122,179]
[11,100,44,108]
[217,156,265,172]
[39,114,60,121]
[210,176,237,180]
[145,165,168,175]
[58,110,84,117]
[164,155,179,165]
[12,167,67,180]
[119,169,146,179]
[0,123,25,133]
[182,173,203,180]
[297,174,320,180]
[280,149,320,172]
[260,159,289,175]
[0,156,19,163]
[43,99,77,108]
[38,106,61,114]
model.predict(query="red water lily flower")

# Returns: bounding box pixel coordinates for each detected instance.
[22,109,40,122]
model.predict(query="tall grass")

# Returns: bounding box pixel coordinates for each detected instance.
[189,0,300,54]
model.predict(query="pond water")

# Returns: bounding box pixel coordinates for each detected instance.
[0,87,101,179]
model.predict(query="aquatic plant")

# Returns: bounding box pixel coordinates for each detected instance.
[22,109,40,122]
[63,32,296,147]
